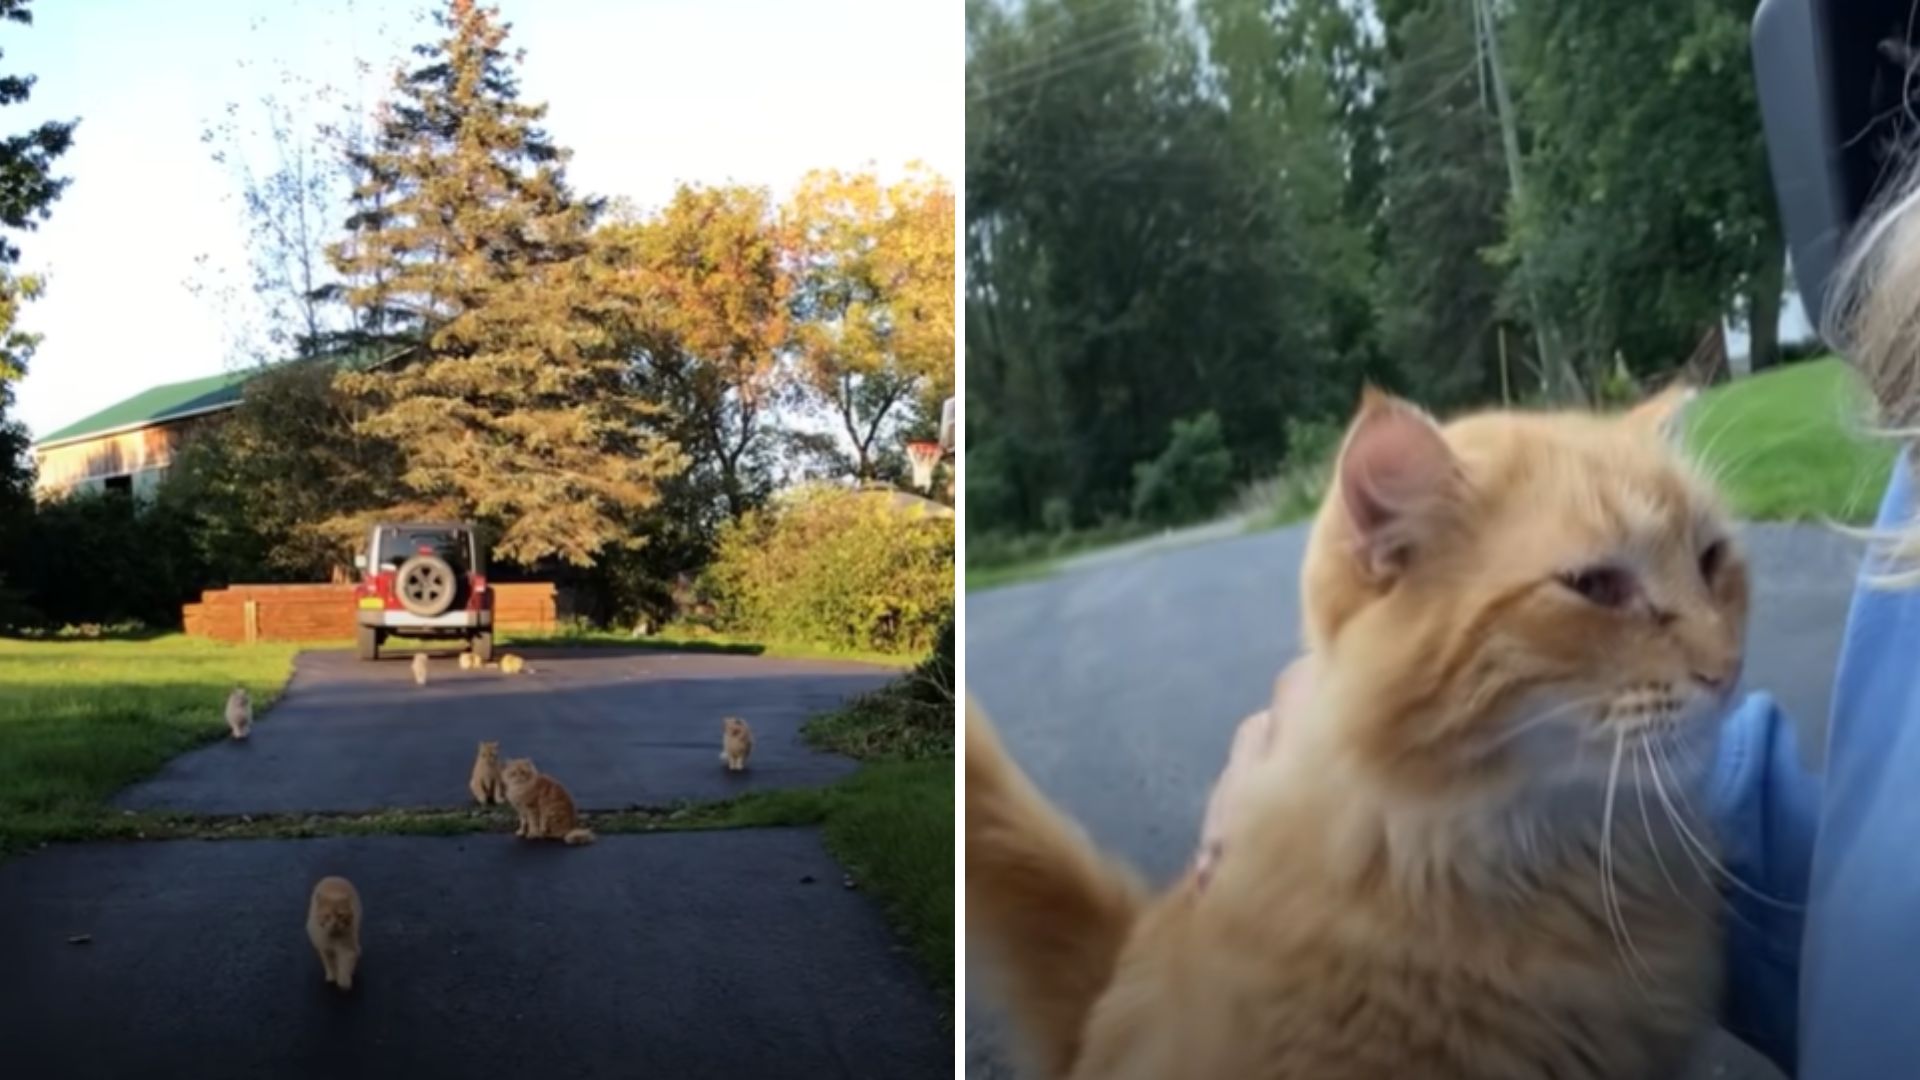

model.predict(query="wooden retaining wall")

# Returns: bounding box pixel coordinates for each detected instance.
[182,582,557,644]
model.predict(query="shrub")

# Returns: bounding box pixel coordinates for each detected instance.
[1131,411,1235,526]
[4,492,204,631]
[806,617,954,760]
[702,486,953,655]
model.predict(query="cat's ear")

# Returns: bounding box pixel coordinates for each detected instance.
[1335,388,1460,576]
[1623,382,1696,441]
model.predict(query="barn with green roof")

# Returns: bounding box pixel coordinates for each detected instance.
[31,370,252,499]
[30,348,409,500]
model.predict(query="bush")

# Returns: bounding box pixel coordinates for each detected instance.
[3,492,204,632]
[1131,411,1235,526]
[702,486,953,655]
[806,617,954,760]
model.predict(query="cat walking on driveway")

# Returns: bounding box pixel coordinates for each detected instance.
[306,876,363,992]
[225,687,252,740]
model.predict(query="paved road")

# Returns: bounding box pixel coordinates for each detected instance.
[0,831,948,1079]
[118,649,895,813]
[965,521,1861,1078]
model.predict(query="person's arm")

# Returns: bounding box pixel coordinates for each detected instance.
[1709,690,1823,1076]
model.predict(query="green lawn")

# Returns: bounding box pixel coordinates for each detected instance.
[0,636,300,845]
[1683,358,1896,524]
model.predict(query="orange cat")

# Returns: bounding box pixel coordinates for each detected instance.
[225,686,252,740]
[498,653,532,675]
[501,758,595,845]
[720,717,754,772]
[306,876,363,992]
[967,388,1744,1079]
[468,740,505,805]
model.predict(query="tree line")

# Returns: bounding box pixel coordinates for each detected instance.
[0,0,954,640]
[965,0,1788,538]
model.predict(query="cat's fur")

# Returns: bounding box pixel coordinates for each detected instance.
[501,758,595,844]
[306,876,363,991]
[967,388,1745,1080]
[225,687,252,740]
[458,651,478,671]
[499,653,532,675]
[469,740,505,805]
[721,717,754,771]
[411,651,430,686]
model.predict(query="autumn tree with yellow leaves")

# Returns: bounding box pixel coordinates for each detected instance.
[784,167,955,483]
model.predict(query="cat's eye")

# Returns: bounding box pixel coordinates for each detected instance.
[1699,539,1727,583]
[1559,565,1633,608]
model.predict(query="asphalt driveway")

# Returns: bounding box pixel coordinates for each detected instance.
[0,830,947,1079]
[116,649,896,813]
[963,520,1860,1079]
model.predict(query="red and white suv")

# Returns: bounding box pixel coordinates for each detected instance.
[353,522,494,662]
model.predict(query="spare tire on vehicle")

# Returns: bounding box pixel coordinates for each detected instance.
[395,554,458,617]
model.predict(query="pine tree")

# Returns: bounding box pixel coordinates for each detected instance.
[328,0,681,567]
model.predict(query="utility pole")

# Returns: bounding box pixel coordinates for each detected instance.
[1471,0,1585,404]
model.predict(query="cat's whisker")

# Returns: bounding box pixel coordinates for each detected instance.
[1476,692,1617,754]
[1640,744,1767,939]
[1601,733,1658,995]
[1633,742,1703,913]
[1646,741,1801,911]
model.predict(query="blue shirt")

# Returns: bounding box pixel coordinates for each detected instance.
[1712,457,1920,1077]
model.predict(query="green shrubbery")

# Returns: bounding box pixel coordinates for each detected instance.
[0,492,204,633]
[806,618,954,760]
[702,486,953,656]
[1131,411,1235,526]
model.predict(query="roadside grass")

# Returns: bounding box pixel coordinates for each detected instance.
[966,520,1157,593]
[965,557,1060,592]
[801,640,954,1005]
[1683,357,1895,525]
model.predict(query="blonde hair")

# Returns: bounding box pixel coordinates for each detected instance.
[1825,150,1920,585]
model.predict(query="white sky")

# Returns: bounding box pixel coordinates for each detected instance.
[6,0,959,439]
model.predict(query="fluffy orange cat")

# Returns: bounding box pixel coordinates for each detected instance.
[306,876,363,992]
[498,653,533,675]
[501,758,595,845]
[721,717,754,772]
[469,740,505,805]
[967,388,1745,1079]
[225,686,252,740]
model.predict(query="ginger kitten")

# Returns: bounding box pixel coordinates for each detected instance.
[469,740,505,805]
[501,758,595,845]
[968,387,1744,1080]
[411,651,429,686]
[458,652,478,671]
[306,876,363,992]
[498,653,532,675]
[720,717,754,772]
[225,686,252,740]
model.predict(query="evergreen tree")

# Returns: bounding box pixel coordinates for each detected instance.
[328,0,681,567]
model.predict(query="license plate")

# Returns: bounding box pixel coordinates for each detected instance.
[357,598,385,610]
